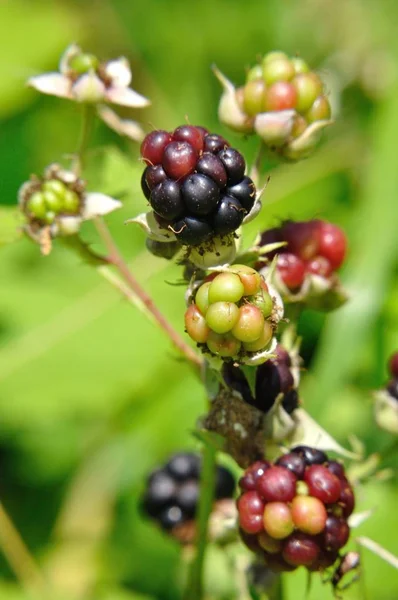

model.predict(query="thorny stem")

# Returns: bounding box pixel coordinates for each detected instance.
[183,442,217,600]
[0,502,46,594]
[94,217,203,371]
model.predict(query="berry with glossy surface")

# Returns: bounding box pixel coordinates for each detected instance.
[291,446,327,466]
[306,95,331,122]
[172,216,211,245]
[262,56,295,84]
[176,480,199,517]
[293,73,323,113]
[230,264,261,296]
[203,134,229,154]
[150,179,184,221]
[263,81,297,111]
[242,321,273,352]
[143,472,177,516]
[26,192,47,219]
[277,253,306,289]
[251,289,273,318]
[231,305,265,343]
[243,79,266,116]
[196,153,228,188]
[291,495,327,535]
[239,460,271,491]
[166,453,200,480]
[323,516,350,551]
[238,491,266,534]
[159,505,184,530]
[257,466,297,502]
[205,301,240,334]
[276,453,306,479]
[145,239,179,259]
[141,130,172,165]
[173,125,204,153]
[305,465,342,504]
[181,174,220,216]
[282,220,320,260]
[217,148,246,185]
[283,533,320,567]
[263,502,294,539]
[208,273,245,304]
[212,196,245,235]
[206,331,241,358]
[142,164,167,196]
[317,221,347,269]
[185,304,210,343]
[162,141,197,179]
[195,282,211,315]
[339,482,355,518]
[226,176,256,212]
[307,256,333,277]
[326,461,346,480]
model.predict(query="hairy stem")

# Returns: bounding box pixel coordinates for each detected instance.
[183,442,217,600]
[94,217,203,370]
[0,502,46,594]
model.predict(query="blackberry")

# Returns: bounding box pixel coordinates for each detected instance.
[140,126,256,247]
[142,451,235,538]
[238,448,354,573]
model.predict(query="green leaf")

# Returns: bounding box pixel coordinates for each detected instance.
[0,205,23,246]
[192,428,226,452]
[241,365,257,398]
[85,146,140,198]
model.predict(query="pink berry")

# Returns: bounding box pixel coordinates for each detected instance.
[173,125,204,153]
[307,256,333,277]
[263,81,297,111]
[277,253,306,289]
[263,502,295,539]
[184,304,210,343]
[282,532,320,567]
[239,460,271,491]
[388,352,398,378]
[317,221,347,269]
[238,491,266,534]
[291,496,327,535]
[162,141,197,180]
[141,130,172,165]
[256,466,297,502]
[282,220,320,261]
[304,465,342,504]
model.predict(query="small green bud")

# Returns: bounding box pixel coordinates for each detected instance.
[205,301,240,334]
[43,189,63,213]
[43,211,56,224]
[26,191,47,219]
[195,282,212,316]
[262,57,295,85]
[243,79,266,116]
[291,57,310,74]
[291,115,308,139]
[206,331,241,358]
[293,73,323,113]
[42,178,67,198]
[231,305,265,343]
[69,53,99,74]
[208,273,245,304]
[263,51,289,65]
[242,321,273,352]
[246,64,263,82]
[306,95,332,122]
[62,189,80,214]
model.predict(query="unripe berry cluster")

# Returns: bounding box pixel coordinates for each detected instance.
[21,175,82,226]
[185,266,278,361]
[258,219,347,291]
[223,344,299,414]
[386,352,398,401]
[142,452,235,536]
[140,126,256,246]
[238,446,355,572]
[238,51,330,133]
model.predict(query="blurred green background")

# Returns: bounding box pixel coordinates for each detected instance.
[1,0,398,598]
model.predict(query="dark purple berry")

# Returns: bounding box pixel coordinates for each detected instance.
[145,239,179,259]
[323,515,350,551]
[387,379,398,400]
[226,176,256,212]
[215,466,235,498]
[203,134,229,154]
[291,446,327,466]
[181,174,220,216]
[282,389,299,414]
[176,480,199,517]
[327,461,346,480]
[141,130,172,165]
[173,125,204,152]
[218,148,246,185]
[256,466,297,502]
[172,216,212,246]
[276,453,306,479]
[254,361,290,413]
[196,153,228,188]
[339,481,355,517]
[144,164,167,191]
[274,344,291,366]
[162,141,197,179]
[141,169,151,199]
[143,472,177,516]
[212,196,245,235]
[222,363,255,406]
[159,505,185,530]
[282,532,320,567]
[239,460,271,491]
[166,453,200,480]
[150,180,184,221]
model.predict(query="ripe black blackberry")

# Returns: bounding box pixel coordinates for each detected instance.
[238,448,355,573]
[140,126,256,246]
[222,343,300,414]
[142,452,235,539]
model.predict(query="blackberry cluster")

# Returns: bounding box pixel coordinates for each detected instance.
[22,175,82,226]
[140,126,256,246]
[238,447,355,572]
[386,352,398,400]
[142,452,235,535]
[258,219,347,291]
[222,344,299,414]
[185,266,276,361]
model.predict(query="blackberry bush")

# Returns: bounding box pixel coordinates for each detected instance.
[238,447,354,572]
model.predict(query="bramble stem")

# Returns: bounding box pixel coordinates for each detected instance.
[249,141,267,188]
[0,502,46,593]
[73,104,95,175]
[94,217,203,370]
[183,442,217,600]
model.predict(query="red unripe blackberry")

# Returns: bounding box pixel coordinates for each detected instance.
[317,221,347,269]
[282,533,320,567]
[277,253,306,289]
[173,125,204,153]
[276,453,306,479]
[238,491,266,534]
[239,460,271,491]
[307,255,333,277]
[150,179,184,221]
[323,516,350,551]
[256,466,297,502]
[388,352,398,378]
[217,148,246,185]
[291,496,327,535]
[212,196,245,235]
[339,481,355,517]
[291,446,327,466]
[203,134,229,154]
[194,125,209,140]
[304,465,342,504]
[184,304,210,343]
[282,220,320,261]
[263,502,294,539]
[162,141,197,180]
[141,130,172,165]
[263,81,297,111]
[181,174,220,216]
[196,153,228,188]
[326,460,346,480]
